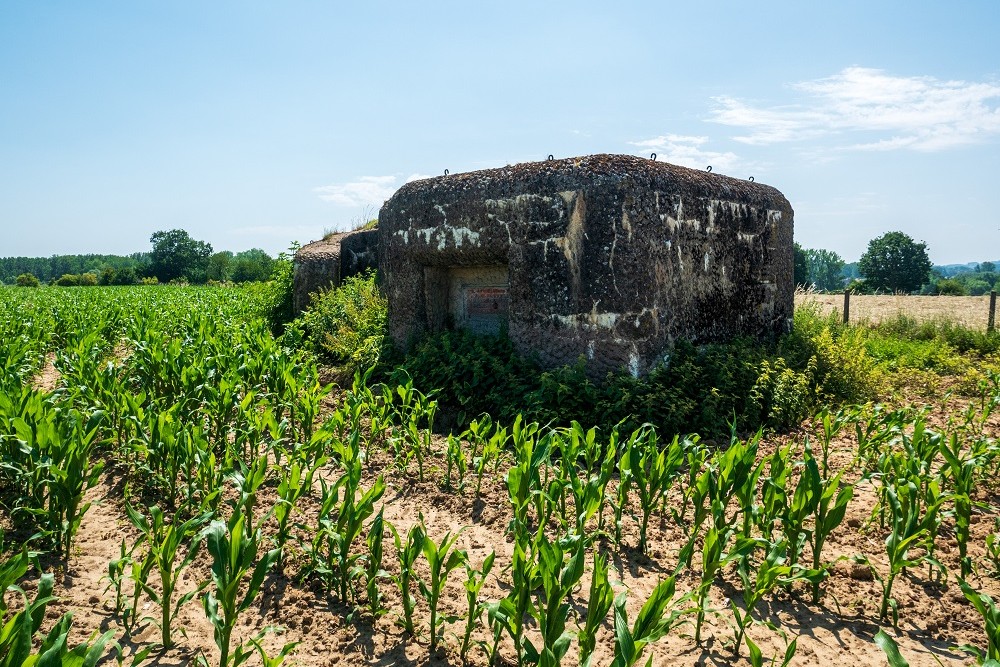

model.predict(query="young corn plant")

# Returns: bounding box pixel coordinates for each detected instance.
[627,426,684,554]
[578,552,615,667]
[958,579,1000,664]
[198,513,283,667]
[757,443,791,541]
[730,540,821,656]
[390,520,425,637]
[860,474,944,625]
[610,576,689,667]
[505,416,547,540]
[808,461,854,602]
[460,551,495,663]
[689,526,756,644]
[365,509,388,622]
[307,474,386,604]
[125,503,212,648]
[443,434,467,492]
[524,531,585,667]
[273,453,327,556]
[939,430,987,578]
[417,519,467,655]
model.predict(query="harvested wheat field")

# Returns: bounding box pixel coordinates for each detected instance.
[796,293,996,330]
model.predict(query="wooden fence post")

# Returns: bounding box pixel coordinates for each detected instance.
[990,290,997,333]
[843,289,850,325]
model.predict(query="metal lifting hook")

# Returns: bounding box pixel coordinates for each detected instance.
[706,166,712,172]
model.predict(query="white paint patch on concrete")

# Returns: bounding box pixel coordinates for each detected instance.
[628,352,640,378]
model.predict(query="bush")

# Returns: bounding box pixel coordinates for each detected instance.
[300,272,386,372]
[390,329,539,426]
[55,274,80,287]
[935,278,967,295]
[263,243,297,334]
[393,316,865,438]
[15,273,40,287]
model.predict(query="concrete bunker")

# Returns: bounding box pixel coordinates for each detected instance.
[293,228,377,313]
[378,154,794,377]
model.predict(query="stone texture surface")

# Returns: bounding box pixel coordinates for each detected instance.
[378,154,794,377]
[293,229,377,313]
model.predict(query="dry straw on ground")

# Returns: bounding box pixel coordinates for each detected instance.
[796,292,996,329]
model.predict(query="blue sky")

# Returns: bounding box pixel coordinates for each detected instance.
[2,1,999,263]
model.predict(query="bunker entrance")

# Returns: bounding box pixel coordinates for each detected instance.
[425,265,509,336]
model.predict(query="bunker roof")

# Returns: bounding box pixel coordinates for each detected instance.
[386,153,787,210]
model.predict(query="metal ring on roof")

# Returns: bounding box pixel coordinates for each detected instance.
[748,176,754,182]
[548,154,554,160]
[706,166,712,172]
[650,153,657,161]
[444,169,449,176]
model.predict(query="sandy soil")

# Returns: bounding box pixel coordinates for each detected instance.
[16,346,1000,666]
[25,402,998,667]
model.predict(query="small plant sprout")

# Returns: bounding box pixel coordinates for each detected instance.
[391,520,426,637]
[125,503,212,648]
[611,576,689,667]
[460,550,495,662]
[417,518,467,655]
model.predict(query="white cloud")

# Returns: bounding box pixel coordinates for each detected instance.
[314,175,399,207]
[628,134,744,173]
[710,67,1000,151]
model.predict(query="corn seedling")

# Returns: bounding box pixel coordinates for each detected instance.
[390,520,425,636]
[443,434,467,491]
[307,474,386,603]
[523,531,585,667]
[126,503,212,648]
[690,526,756,644]
[959,579,1000,665]
[417,518,467,654]
[505,416,547,540]
[460,550,495,663]
[198,513,282,667]
[627,426,684,554]
[274,453,327,555]
[940,430,989,578]
[862,473,944,625]
[807,458,854,602]
[731,540,821,655]
[365,509,388,622]
[579,552,615,667]
[610,576,689,667]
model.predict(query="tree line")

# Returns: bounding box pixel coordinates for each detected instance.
[797,231,997,295]
[4,230,278,287]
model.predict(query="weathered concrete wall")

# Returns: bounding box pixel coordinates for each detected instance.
[293,229,378,313]
[378,154,794,377]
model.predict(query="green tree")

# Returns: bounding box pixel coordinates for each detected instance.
[149,229,213,283]
[793,243,808,287]
[230,249,274,283]
[858,231,932,293]
[805,248,846,292]
[207,251,234,282]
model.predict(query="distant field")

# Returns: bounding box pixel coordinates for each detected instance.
[796,292,996,329]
